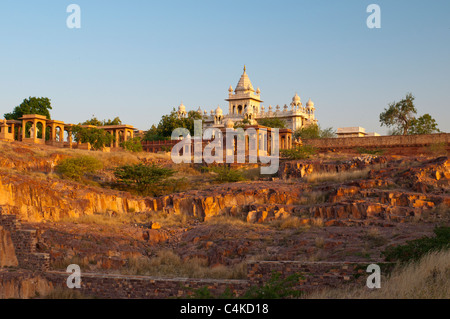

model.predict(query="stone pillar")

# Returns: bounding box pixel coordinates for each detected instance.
[114,129,119,148]
[68,130,73,149]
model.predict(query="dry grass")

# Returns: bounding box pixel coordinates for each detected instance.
[120,250,246,279]
[304,169,370,184]
[311,218,324,227]
[42,287,92,299]
[297,191,329,205]
[362,227,388,248]
[270,216,310,230]
[305,250,450,299]
[60,212,147,226]
[205,215,248,227]
[315,237,325,248]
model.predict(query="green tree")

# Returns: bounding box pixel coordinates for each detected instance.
[380,93,417,135]
[71,125,115,150]
[82,116,122,126]
[294,124,336,139]
[145,108,203,140]
[233,119,251,129]
[56,156,103,181]
[143,125,169,141]
[114,163,175,195]
[408,114,441,135]
[257,117,287,129]
[120,137,143,152]
[103,117,122,126]
[4,97,52,120]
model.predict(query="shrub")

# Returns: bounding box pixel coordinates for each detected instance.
[305,250,450,299]
[56,156,103,181]
[203,166,245,183]
[113,163,174,195]
[304,169,370,183]
[71,125,115,150]
[256,118,287,129]
[243,272,303,299]
[356,147,385,155]
[280,145,317,160]
[120,137,143,152]
[294,124,336,139]
[382,226,450,264]
[426,142,447,156]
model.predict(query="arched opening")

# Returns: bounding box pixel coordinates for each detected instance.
[36,122,44,139]
[14,126,20,141]
[64,130,70,142]
[25,121,33,138]
[56,126,62,142]
[237,105,243,115]
[46,126,52,141]
[106,131,113,147]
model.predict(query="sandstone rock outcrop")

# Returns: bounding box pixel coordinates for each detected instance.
[0,226,18,267]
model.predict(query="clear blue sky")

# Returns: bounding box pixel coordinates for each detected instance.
[0,0,449,134]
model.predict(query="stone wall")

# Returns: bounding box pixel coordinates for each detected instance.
[0,211,390,298]
[247,261,394,292]
[44,272,249,299]
[304,133,450,151]
[0,211,49,271]
[0,260,385,299]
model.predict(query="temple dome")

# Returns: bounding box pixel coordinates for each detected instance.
[215,105,223,115]
[225,119,234,128]
[292,93,301,103]
[306,98,314,108]
[178,102,186,112]
[234,65,255,93]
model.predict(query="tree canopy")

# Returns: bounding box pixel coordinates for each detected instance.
[81,116,122,126]
[408,114,441,135]
[256,117,287,129]
[144,109,202,141]
[379,93,417,135]
[71,125,115,150]
[294,124,336,140]
[380,93,440,135]
[4,97,52,120]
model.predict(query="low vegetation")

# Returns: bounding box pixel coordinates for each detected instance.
[304,169,370,183]
[56,156,103,181]
[382,226,450,264]
[120,250,246,280]
[306,249,450,299]
[113,163,175,196]
[243,272,303,299]
[120,137,143,153]
[294,124,336,140]
[356,147,385,155]
[426,142,448,156]
[71,125,115,150]
[280,145,316,160]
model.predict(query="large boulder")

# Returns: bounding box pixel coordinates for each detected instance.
[0,225,18,267]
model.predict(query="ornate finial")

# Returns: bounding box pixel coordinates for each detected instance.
[243,65,246,73]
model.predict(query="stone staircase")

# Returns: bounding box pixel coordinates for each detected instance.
[0,208,49,271]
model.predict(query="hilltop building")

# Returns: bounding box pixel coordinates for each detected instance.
[176,66,318,133]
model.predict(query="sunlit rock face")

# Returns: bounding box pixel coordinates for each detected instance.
[0,226,18,267]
